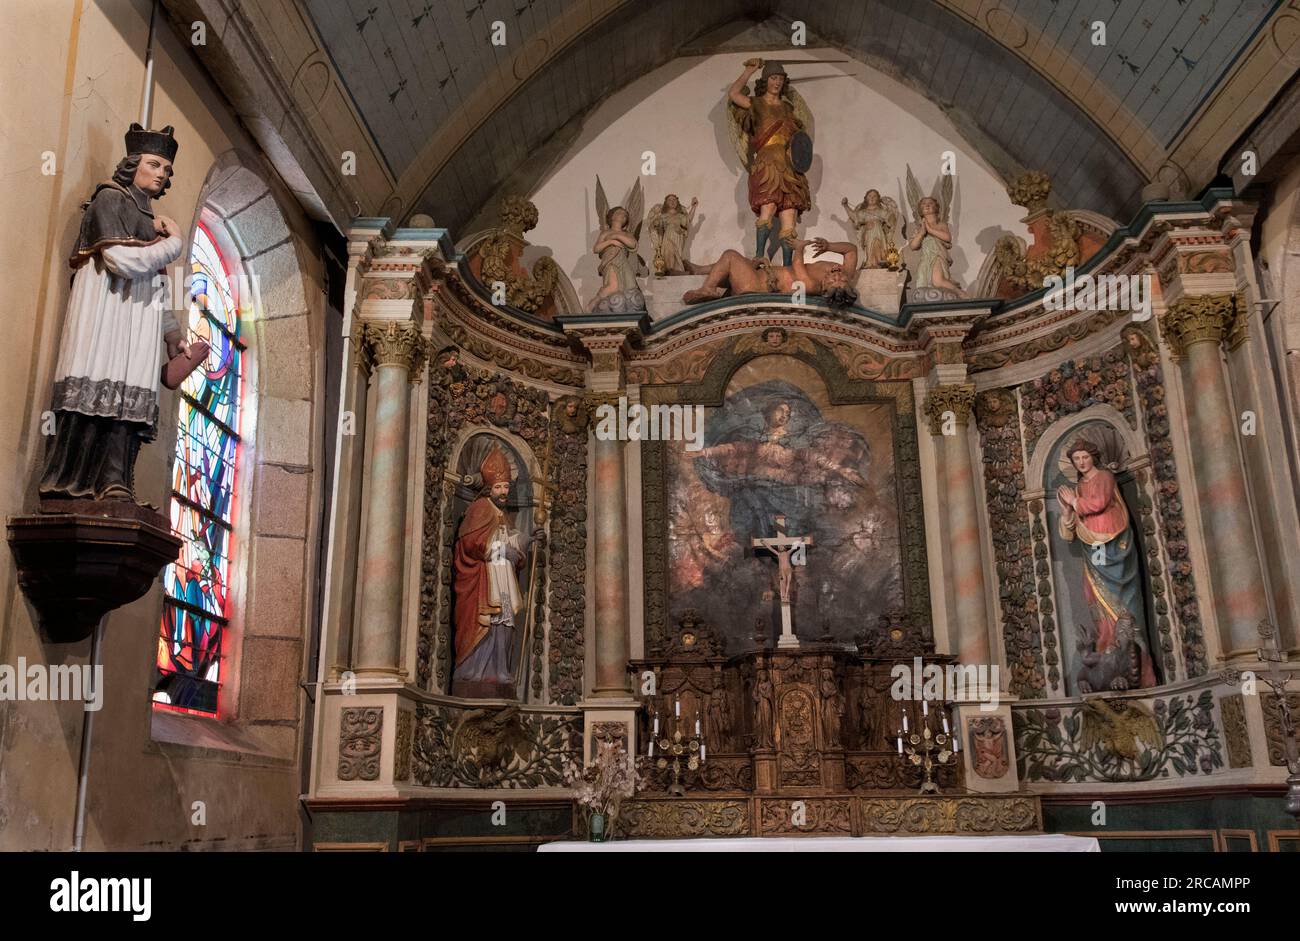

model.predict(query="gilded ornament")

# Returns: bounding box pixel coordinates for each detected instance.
[923,383,976,435]
[363,320,429,375]
[1158,293,1236,358]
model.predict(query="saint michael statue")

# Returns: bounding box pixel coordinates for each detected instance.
[727,59,814,266]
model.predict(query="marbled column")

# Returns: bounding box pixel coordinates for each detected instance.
[355,321,427,675]
[588,392,631,698]
[1161,294,1270,656]
[331,326,373,677]
[925,384,992,668]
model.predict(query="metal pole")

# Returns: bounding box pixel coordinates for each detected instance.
[71,0,158,853]
[72,614,107,852]
[138,0,159,127]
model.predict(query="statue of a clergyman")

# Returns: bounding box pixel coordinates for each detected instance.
[452,445,544,698]
[40,124,196,503]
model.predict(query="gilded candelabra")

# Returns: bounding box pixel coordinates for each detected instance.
[896,701,958,795]
[881,221,902,270]
[649,699,705,797]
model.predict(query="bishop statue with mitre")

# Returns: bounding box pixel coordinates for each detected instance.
[452,445,542,698]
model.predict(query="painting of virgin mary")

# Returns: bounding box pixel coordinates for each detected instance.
[665,358,904,653]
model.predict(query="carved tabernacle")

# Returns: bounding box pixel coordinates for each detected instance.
[631,612,962,798]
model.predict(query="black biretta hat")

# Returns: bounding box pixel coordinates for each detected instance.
[124,123,178,162]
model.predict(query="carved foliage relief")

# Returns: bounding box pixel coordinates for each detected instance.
[1014,690,1223,784]
[974,389,1046,699]
[338,707,383,782]
[546,410,589,705]
[1123,328,1207,677]
[1263,692,1300,766]
[858,796,1039,834]
[1219,693,1252,769]
[619,800,750,838]
[1017,346,1136,457]
[411,702,581,788]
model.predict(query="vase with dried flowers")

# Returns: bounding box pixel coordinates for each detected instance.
[564,739,642,842]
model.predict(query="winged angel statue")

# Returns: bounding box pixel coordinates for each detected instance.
[589,176,647,313]
[646,194,699,276]
[842,189,900,269]
[726,58,815,266]
[905,165,963,295]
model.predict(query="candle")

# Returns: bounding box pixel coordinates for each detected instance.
[675,698,680,718]
[922,699,929,716]
[695,718,701,735]
[896,735,903,754]
[648,739,655,757]
[953,733,960,754]
[653,714,659,734]
[942,715,950,734]
[902,711,908,732]
[701,744,707,762]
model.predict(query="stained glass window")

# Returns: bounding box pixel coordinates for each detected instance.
[153,220,245,716]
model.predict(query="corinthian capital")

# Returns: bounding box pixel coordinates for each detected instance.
[348,320,374,376]
[582,390,624,412]
[363,321,429,378]
[923,383,976,436]
[1158,293,1237,359]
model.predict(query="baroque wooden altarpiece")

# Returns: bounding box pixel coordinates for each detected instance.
[620,332,1041,838]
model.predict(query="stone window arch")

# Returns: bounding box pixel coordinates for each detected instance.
[150,151,324,754]
[153,213,248,714]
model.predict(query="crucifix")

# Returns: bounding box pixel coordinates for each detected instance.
[752,514,813,649]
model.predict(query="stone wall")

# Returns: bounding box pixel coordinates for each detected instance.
[0,0,325,850]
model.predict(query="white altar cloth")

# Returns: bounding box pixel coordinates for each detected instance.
[538,834,1098,852]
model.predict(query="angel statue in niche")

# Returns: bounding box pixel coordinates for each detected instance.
[904,165,963,295]
[589,176,647,313]
[647,194,700,276]
[842,189,900,269]
[726,58,814,266]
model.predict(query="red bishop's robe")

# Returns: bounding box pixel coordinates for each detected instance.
[452,496,522,666]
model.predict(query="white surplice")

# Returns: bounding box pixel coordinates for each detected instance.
[51,235,184,430]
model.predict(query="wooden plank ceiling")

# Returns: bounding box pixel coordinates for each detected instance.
[300,0,1285,229]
